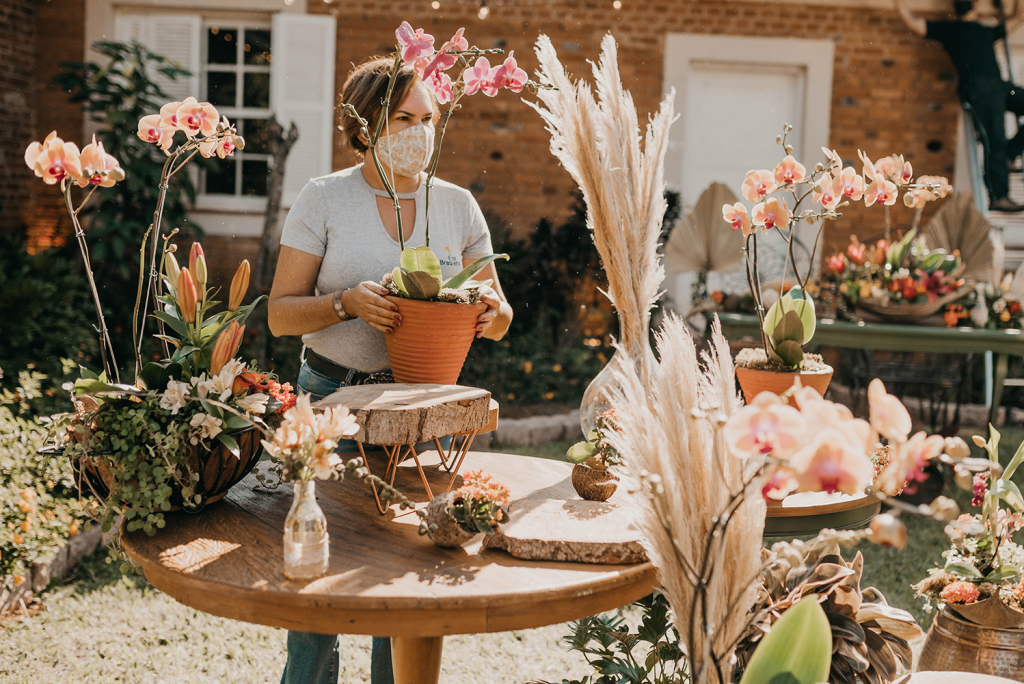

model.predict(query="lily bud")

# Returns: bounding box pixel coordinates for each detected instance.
[189,242,204,275]
[189,242,207,290]
[209,320,238,376]
[869,513,907,549]
[229,260,250,311]
[163,252,180,295]
[177,267,198,324]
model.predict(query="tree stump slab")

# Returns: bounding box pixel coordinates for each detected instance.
[483,498,648,565]
[316,384,490,445]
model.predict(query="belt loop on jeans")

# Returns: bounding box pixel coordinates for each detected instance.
[344,368,356,385]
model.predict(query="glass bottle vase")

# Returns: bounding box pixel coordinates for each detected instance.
[283,480,329,580]
[579,321,658,436]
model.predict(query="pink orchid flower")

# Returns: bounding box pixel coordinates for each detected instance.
[761,467,798,501]
[464,56,497,97]
[490,51,528,93]
[798,396,874,456]
[899,160,913,185]
[751,197,789,231]
[821,146,843,171]
[773,155,806,185]
[864,174,898,207]
[903,189,930,209]
[873,155,898,181]
[722,202,751,237]
[417,27,467,78]
[76,135,124,188]
[888,431,944,493]
[868,378,911,443]
[137,114,175,151]
[741,169,774,202]
[159,101,182,131]
[812,172,838,211]
[789,428,874,495]
[426,70,454,104]
[396,21,435,63]
[917,175,951,198]
[175,97,220,138]
[723,392,807,460]
[832,166,864,201]
[858,150,878,179]
[199,134,236,160]
[24,131,81,185]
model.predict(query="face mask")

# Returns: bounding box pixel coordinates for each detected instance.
[375,123,435,178]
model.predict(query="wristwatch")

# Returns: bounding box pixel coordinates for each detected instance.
[332,290,352,321]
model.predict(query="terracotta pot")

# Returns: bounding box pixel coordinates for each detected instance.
[384,295,487,385]
[70,426,263,512]
[734,363,834,404]
[423,492,477,548]
[918,605,1024,681]
[571,463,618,502]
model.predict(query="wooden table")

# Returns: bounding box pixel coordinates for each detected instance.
[718,312,1024,425]
[764,491,881,536]
[121,449,659,684]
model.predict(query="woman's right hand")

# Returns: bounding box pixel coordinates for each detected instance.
[340,281,402,333]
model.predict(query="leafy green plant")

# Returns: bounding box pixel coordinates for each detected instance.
[530,592,688,684]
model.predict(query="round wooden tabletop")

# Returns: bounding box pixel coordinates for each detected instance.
[764,491,881,536]
[121,449,659,639]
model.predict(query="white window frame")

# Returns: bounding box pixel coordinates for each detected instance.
[195,19,274,212]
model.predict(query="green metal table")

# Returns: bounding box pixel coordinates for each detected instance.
[718,313,1024,426]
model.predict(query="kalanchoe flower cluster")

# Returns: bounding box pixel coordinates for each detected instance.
[446,469,510,535]
[940,580,981,604]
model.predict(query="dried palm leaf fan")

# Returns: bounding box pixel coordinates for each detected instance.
[665,182,744,274]
[923,191,1000,285]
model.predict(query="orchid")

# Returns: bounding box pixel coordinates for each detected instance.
[789,428,874,495]
[773,155,806,185]
[812,172,838,211]
[723,392,807,460]
[751,197,789,231]
[722,202,751,236]
[490,51,528,93]
[395,21,435,63]
[868,378,912,443]
[158,100,182,131]
[76,136,125,188]
[24,132,81,185]
[175,97,220,138]
[864,174,898,207]
[464,56,497,97]
[416,27,467,78]
[426,70,454,105]
[137,114,175,151]
[833,166,865,201]
[741,169,774,202]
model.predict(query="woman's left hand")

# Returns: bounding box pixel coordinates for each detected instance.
[476,286,513,340]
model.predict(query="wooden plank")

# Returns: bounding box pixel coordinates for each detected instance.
[315,384,490,444]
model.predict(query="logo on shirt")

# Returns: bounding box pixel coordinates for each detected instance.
[438,245,460,267]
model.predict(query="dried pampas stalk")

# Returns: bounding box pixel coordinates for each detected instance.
[605,315,766,684]
[529,34,673,368]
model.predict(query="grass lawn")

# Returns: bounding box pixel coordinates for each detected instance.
[1,430,1021,682]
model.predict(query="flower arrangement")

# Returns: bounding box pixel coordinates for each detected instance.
[260,394,359,483]
[341,22,551,301]
[947,277,1024,329]
[445,470,510,535]
[722,132,946,369]
[913,426,1024,624]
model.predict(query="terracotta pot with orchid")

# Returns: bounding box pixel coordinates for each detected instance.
[723,127,948,384]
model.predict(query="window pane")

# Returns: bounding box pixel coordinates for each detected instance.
[242,118,270,155]
[207,27,237,65]
[243,29,272,66]
[206,71,236,108]
[205,159,237,195]
[243,72,270,109]
[241,159,268,197]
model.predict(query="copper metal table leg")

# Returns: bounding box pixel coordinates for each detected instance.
[358,442,389,516]
[445,429,478,493]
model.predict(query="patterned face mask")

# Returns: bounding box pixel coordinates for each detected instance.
[375,123,435,178]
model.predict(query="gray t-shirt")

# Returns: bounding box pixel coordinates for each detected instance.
[280,164,493,372]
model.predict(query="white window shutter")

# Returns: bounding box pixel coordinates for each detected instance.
[144,15,202,103]
[271,13,337,207]
[114,14,146,43]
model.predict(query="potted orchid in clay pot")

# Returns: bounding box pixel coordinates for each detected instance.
[340,22,552,385]
[723,125,947,402]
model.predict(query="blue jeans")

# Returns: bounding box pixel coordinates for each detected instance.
[281,362,393,684]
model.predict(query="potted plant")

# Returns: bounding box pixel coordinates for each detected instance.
[722,128,946,402]
[913,427,1024,678]
[565,408,621,501]
[339,22,551,385]
[423,469,509,548]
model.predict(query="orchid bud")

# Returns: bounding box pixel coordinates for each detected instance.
[943,436,971,460]
[972,435,987,448]
[163,252,180,294]
[228,260,250,311]
[232,135,246,151]
[869,513,907,549]
[954,464,974,491]
[931,496,960,522]
[177,268,198,324]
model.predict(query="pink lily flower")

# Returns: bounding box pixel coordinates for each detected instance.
[137,114,176,151]
[464,56,497,97]
[723,392,807,460]
[76,135,125,188]
[812,172,838,211]
[789,428,874,495]
[426,70,454,104]
[490,51,528,93]
[751,197,789,232]
[159,101,182,131]
[833,166,864,201]
[416,27,467,78]
[864,174,898,207]
[175,97,220,138]
[24,131,81,185]
[868,378,911,443]
[395,21,435,63]
[773,155,806,186]
[722,202,751,236]
[741,169,775,202]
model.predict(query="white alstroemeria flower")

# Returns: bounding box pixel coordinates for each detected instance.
[220,358,245,381]
[190,374,214,399]
[159,379,190,415]
[236,392,269,414]
[210,368,236,401]
[189,412,223,443]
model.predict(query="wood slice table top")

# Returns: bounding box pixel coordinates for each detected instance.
[121,449,659,638]
[315,384,491,445]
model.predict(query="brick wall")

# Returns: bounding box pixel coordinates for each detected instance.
[0,0,36,238]
[312,0,961,255]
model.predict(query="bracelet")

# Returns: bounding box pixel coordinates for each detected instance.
[331,290,351,322]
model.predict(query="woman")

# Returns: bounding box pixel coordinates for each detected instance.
[268,56,513,684]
